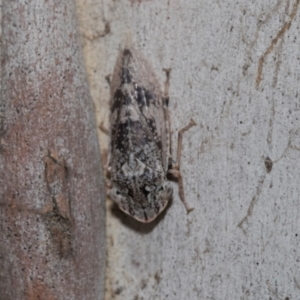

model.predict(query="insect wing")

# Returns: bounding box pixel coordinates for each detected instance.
[110,48,170,172]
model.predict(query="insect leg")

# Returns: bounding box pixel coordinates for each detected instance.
[99,122,110,135]
[168,118,197,213]
[163,68,172,163]
[163,68,171,100]
[99,121,111,188]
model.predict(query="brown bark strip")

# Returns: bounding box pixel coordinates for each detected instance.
[0,0,106,299]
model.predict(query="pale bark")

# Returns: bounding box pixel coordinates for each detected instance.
[78,0,300,299]
[0,0,106,299]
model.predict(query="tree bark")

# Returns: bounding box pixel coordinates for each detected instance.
[77,0,300,299]
[0,0,106,299]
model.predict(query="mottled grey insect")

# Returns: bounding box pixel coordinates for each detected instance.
[107,47,196,223]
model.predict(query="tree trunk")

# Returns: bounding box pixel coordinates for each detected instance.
[77,0,300,299]
[0,0,106,299]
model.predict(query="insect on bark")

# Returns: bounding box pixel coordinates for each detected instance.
[107,46,196,223]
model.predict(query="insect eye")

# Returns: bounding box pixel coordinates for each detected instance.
[116,190,121,195]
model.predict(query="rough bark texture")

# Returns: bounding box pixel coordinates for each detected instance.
[77,0,300,299]
[0,0,106,299]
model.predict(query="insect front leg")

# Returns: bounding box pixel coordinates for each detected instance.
[162,68,172,162]
[168,118,197,213]
[106,162,112,189]
[99,118,111,189]
[99,146,112,190]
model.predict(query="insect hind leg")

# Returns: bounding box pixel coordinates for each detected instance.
[168,118,197,213]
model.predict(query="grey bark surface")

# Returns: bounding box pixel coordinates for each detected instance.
[77,0,300,299]
[0,0,106,299]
